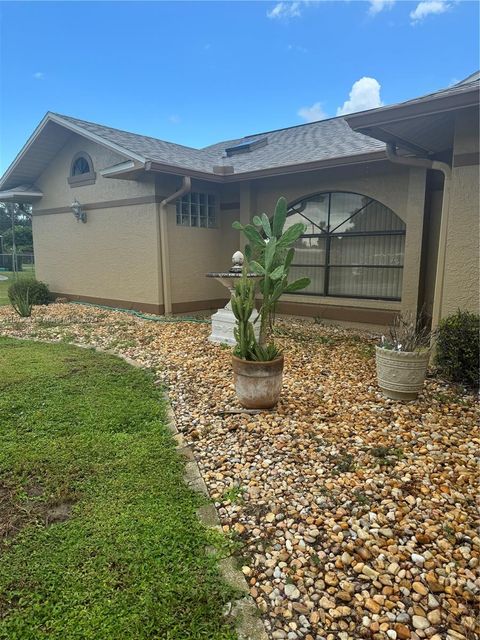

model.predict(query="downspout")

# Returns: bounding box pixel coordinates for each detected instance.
[158,176,191,315]
[386,143,451,329]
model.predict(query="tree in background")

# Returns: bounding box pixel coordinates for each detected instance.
[3,225,33,252]
[0,202,32,253]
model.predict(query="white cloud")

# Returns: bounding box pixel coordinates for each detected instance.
[33,71,45,80]
[336,77,383,116]
[288,43,308,53]
[298,102,328,123]
[169,115,181,124]
[410,0,452,23]
[368,0,395,15]
[267,2,302,20]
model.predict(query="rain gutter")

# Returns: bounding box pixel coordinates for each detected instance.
[386,143,452,329]
[158,176,192,315]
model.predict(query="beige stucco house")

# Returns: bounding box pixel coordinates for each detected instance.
[0,72,478,327]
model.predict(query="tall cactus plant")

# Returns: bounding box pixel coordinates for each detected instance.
[233,196,310,346]
[231,267,256,359]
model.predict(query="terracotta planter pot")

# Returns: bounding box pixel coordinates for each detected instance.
[375,346,430,400]
[232,354,284,409]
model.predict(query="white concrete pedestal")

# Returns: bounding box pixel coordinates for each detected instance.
[209,303,259,345]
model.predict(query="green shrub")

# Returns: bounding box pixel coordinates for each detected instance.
[435,310,480,388]
[8,278,51,307]
[8,278,51,305]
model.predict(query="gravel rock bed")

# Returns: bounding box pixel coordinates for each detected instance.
[1,304,478,640]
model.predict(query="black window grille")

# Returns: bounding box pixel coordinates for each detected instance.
[286,192,406,300]
[71,156,91,176]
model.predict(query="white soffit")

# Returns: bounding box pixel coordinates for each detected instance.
[0,113,146,191]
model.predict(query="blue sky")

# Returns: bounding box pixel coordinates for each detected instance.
[0,0,478,173]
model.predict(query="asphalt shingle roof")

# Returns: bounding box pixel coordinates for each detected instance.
[53,72,478,177]
[54,113,386,176]
[54,114,214,172]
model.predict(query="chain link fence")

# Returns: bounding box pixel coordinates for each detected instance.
[0,253,35,273]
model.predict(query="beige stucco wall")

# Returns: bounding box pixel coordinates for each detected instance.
[35,134,154,209]
[238,161,427,317]
[157,178,239,306]
[440,107,480,317]
[32,135,161,307]
[33,204,160,305]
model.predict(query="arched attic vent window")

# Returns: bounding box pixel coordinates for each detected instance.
[286,191,406,301]
[68,152,96,187]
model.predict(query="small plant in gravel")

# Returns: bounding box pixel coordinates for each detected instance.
[370,445,404,459]
[8,284,32,317]
[354,342,375,359]
[431,389,470,406]
[35,318,62,328]
[353,490,371,505]
[221,485,246,505]
[334,452,356,473]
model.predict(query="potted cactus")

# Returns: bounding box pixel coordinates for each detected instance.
[376,312,432,400]
[230,197,310,408]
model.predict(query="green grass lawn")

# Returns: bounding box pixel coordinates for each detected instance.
[0,338,236,640]
[0,268,35,306]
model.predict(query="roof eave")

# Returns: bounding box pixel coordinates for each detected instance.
[100,160,146,179]
[345,87,479,132]
[0,188,43,203]
[145,150,387,184]
[222,150,387,182]
[0,113,148,191]
[145,160,223,182]
[0,113,52,190]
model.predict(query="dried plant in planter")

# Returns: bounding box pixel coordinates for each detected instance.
[376,311,433,400]
[381,311,432,353]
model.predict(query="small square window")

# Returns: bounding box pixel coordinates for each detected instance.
[176,192,216,228]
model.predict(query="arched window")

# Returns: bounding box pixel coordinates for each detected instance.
[72,156,91,175]
[68,152,96,187]
[286,192,405,300]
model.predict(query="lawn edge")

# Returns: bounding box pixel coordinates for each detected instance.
[5,337,267,640]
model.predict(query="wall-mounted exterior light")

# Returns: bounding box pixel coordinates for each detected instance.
[71,199,87,223]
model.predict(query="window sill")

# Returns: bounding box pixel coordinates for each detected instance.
[68,172,97,187]
[281,293,402,310]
